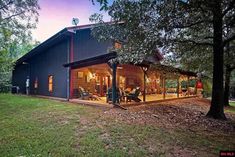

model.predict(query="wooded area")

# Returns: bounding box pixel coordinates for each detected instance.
[0,0,40,92]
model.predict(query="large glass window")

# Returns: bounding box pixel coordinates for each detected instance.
[48,75,53,92]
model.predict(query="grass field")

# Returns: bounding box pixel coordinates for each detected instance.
[0,94,234,157]
[230,101,235,107]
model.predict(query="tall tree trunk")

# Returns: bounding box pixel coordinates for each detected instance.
[224,65,231,106]
[206,0,226,120]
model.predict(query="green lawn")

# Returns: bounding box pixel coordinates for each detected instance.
[225,101,235,113]
[0,94,234,157]
[230,102,235,107]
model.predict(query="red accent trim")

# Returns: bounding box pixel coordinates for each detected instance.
[70,35,74,62]
[70,35,74,98]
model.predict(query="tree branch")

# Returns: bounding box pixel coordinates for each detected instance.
[0,11,25,24]
[174,39,213,46]
[222,0,235,17]
[0,0,13,10]
[173,19,211,29]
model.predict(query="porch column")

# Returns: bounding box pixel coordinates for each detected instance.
[112,63,117,105]
[177,77,180,98]
[143,71,146,102]
[70,69,74,99]
[187,76,190,96]
[163,77,166,99]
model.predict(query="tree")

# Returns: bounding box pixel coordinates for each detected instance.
[224,40,235,106]
[0,0,39,91]
[91,0,235,119]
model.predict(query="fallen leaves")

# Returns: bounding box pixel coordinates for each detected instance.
[101,98,235,134]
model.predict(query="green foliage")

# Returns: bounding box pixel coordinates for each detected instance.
[90,0,163,64]
[166,80,177,88]
[181,81,187,89]
[92,0,235,118]
[0,0,39,92]
[202,78,212,98]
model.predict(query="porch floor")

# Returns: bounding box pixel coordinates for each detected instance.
[70,93,193,107]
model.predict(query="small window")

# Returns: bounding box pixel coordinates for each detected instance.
[114,42,122,49]
[34,77,38,89]
[48,75,53,92]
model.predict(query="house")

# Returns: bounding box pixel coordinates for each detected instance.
[12,24,198,105]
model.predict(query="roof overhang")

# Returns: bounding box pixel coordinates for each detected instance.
[63,52,117,69]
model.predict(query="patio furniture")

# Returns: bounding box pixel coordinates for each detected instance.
[166,88,177,94]
[181,88,188,96]
[126,87,141,102]
[76,87,92,100]
[106,88,121,103]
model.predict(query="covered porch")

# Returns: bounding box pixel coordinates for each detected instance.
[64,53,198,106]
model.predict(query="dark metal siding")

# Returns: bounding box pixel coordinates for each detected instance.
[12,28,112,99]
[73,28,112,61]
[12,63,30,94]
[12,39,69,98]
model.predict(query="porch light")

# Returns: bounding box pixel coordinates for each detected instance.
[142,66,148,72]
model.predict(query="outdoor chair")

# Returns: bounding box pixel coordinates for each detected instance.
[78,87,102,100]
[106,88,121,103]
[126,87,141,102]
[78,87,92,100]
[181,88,188,96]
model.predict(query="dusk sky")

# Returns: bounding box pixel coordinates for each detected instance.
[32,0,112,42]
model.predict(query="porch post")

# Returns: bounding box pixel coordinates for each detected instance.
[163,77,166,99]
[112,63,117,105]
[177,77,180,98]
[187,76,190,96]
[70,69,74,99]
[143,71,146,102]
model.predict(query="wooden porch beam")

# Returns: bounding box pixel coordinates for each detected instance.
[187,76,190,97]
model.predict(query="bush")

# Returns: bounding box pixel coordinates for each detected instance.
[202,78,212,98]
